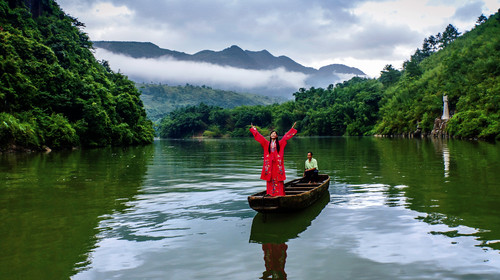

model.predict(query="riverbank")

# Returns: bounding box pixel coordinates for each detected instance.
[0,144,54,154]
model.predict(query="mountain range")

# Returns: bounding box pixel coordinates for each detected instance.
[93,41,366,96]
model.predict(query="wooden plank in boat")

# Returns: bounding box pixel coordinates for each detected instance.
[293,183,320,187]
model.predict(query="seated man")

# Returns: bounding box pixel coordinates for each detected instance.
[303,152,318,183]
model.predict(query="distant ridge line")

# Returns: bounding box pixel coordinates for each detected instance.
[92,41,366,76]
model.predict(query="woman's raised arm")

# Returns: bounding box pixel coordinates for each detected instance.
[249,123,268,147]
[282,122,297,142]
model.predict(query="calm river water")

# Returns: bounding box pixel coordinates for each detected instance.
[1,137,499,279]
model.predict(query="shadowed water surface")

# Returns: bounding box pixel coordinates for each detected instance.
[0,137,499,279]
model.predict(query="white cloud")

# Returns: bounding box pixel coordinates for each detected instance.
[453,1,484,21]
[311,57,404,79]
[94,48,309,90]
[92,2,133,17]
[353,0,457,34]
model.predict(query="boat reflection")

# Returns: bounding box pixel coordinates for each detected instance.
[250,193,330,279]
[261,243,288,279]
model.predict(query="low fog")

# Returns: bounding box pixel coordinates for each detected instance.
[94,48,313,97]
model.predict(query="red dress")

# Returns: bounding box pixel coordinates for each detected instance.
[250,127,297,196]
[262,243,288,279]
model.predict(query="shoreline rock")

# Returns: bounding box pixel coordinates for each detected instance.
[430,118,450,139]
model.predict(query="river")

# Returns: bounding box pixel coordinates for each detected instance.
[0,137,499,279]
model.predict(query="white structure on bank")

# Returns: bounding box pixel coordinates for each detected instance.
[442,95,450,120]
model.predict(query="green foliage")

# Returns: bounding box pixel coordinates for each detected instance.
[0,112,40,148]
[158,103,212,138]
[202,125,224,138]
[447,110,490,139]
[293,78,384,136]
[35,111,79,148]
[439,24,461,48]
[0,0,154,151]
[476,14,488,25]
[379,64,402,87]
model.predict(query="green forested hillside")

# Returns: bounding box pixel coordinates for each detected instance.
[158,12,499,140]
[375,12,500,139]
[0,0,154,151]
[158,77,383,138]
[137,83,284,122]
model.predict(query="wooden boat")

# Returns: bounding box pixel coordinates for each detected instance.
[248,174,330,213]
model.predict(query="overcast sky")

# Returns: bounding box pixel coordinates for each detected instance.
[57,0,499,77]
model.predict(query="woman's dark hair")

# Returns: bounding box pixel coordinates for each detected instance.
[268,130,280,153]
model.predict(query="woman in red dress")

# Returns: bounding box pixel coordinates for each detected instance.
[250,122,297,196]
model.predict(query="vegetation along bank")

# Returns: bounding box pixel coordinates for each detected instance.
[0,0,155,152]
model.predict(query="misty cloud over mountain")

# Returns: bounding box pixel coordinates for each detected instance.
[93,42,366,97]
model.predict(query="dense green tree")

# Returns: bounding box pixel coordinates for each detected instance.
[439,24,461,48]
[379,64,402,87]
[476,14,488,25]
[402,59,423,78]
[158,103,215,138]
[0,0,154,151]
